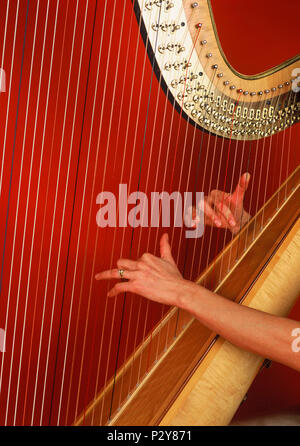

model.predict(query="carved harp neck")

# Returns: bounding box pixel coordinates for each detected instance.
[136,0,300,140]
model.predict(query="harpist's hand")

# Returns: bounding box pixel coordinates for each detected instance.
[198,172,251,234]
[95,233,189,306]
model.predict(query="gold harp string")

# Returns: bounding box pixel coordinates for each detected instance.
[3,0,42,425]
[116,1,189,406]
[29,0,85,424]
[21,0,69,426]
[0,0,29,425]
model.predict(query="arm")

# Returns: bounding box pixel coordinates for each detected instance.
[96,234,300,373]
[179,281,300,372]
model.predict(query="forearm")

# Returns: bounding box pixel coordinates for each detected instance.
[178,281,300,372]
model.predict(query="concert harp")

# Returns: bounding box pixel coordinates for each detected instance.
[0,0,299,426]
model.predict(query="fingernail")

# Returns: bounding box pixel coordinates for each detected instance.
[215,219,221,227]
[95,274,99,280]
[229,219,236,227]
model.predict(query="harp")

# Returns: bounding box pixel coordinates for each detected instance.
[0,0,299,426]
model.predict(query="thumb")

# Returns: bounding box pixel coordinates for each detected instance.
[160,233,176,264]
[231,172,251,203]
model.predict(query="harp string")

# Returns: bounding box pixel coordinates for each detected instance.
[103,0,199,418]
[0,0,21,298]
[243,111,266,247]
[31,0,98,425]
[224,94,273,274]
[208,92,243,283]
[107,1,165,421]
[193,84,230,280]
[133,13,203,385]
[27,0,80,424]
[88,0,152,424]
[250,93,280,239]
[200,91,241,288]
[32,0,87,424]
[189,86,224,286]
[276,90,294,208]
[233,139,253,264]
[155,62,228,358]
[146,68,203,368]
[24,0,89,424]
[284,94,297,200]
[39,0,109,426]
[89,0,136,425]
[21,0,68,426]
[217,112,248,283]
[125,13,185,390]
[47,0,92,426]
[116,14,178,404]
[0,0,10,129]
[171,70,219,337]
[4,0,42,425]
[77,0,129,424]
[140,9,197,367]
[60,0,150,424]
[202,92,238,284]
[225,96,259,271]
[118,2,195,400]
[158,54,216,342]
[0,0,17,197]
[0,0,9,69]
[261,95,288,225]
[80,0,129,426]
[253,95,278,234]
[214,93,265,280]
[67,0,118,423]
[269,91,294,214]
[77,0,152,425]
[132,10,211,387]
[0,0,29,424]
[0,0,14,374]
[105,0,202,418]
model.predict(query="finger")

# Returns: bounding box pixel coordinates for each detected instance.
[159,233,176,264]
[231,172,251,204]
[214,200,236,227]
[204,199,222,228]
[107,281,134,297]
[205,214,230,230]
[95,269,135,281]
[117,258,138,271]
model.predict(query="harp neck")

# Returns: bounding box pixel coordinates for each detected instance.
[136,0,300,140]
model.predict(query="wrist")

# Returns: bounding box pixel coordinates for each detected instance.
[176,279,200,311]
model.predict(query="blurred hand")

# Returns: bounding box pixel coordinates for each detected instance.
[194,172,251,235]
